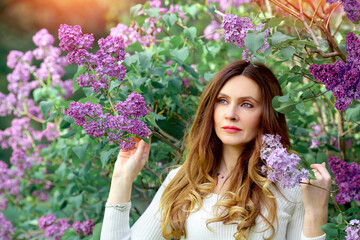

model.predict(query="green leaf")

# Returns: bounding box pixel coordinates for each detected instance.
[244,32,266,54]
[145,7,159,18]
[130,4,142,19]
[138,52,154,70]
[91,223,103,240]
[109,80,120,94]
[280,46,295,59]
[167,77,182,94]
[170,47,189,63]
[40,100,54,119]
[266,17,284,27]
[300,89,315,100]
[73,65,87,93]
[68,194,83,209]
[162,14,177,28]
[182,65,199,79]
[278,93,289,102]
[72,144,88,161]
[125,42,143,54]
[292,40,318,48]
[320,223,338,240]
[170,35,182,48]
[149,67,165,78]
[204,72,215,82]
[100,148,117,168]
[186,4,198,18]
[123,54,139,67]
[274,101,297,114]
[78,96,98,104]
[345,104,360,122]
[184,27,197,42]
[269,32,295,45]
[57,162,67,178]
[335,213,343,224]
[60,228,79,240]
[80,160,92,177]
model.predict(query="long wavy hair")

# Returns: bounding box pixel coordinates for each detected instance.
[159,60,290,240]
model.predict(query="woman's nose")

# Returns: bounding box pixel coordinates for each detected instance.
[225,106,238,120]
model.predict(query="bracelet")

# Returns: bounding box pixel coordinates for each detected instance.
[105,201,131,212]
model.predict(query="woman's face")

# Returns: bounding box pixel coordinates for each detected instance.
[213,75,263,150]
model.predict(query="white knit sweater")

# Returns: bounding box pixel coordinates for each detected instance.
[101,167,326,240]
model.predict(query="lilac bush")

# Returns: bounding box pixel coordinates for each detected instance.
[309,32,360,111]
[260,134,309,188]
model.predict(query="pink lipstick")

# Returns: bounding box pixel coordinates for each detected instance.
[222,126,242,133]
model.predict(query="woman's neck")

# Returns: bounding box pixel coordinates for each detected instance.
[219,145,243,173]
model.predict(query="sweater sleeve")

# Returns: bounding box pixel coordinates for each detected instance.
[285,185,326,240]
[100,167,180,240]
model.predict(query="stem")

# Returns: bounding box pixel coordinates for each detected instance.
[326,2,342,30]
[336,110,346,159]
[154,126,179,142]
[309,0,322,28]
[330,193,348,224]
[150,129,182,155]
[215,10,226,17]
[269,0,302,21]
[299,181,337,194]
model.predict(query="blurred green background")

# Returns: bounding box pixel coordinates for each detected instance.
[0,0,145,162]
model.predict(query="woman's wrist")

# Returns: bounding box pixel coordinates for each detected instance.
[108,177,133,204]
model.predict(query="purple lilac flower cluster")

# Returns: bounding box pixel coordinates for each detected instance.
[0,212,16,240]
[309,124,324,149]
[58,24,127,94]
[328,156,360,204]
[346,219,360,240]
[208,0,252,11]
[221,14,270,61]
[260,134,309,188]
[72,219,96,236]
[67,92,149,149]
[2,28,72,117]
[110,0,186,48]
[326,0,360,22]
[38,214,94,239]
[309,32,360,111]
[203,20,222,41]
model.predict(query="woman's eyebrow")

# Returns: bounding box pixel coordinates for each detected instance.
[217,93,260,103]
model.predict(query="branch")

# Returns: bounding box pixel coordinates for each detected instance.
[310,0,323,28]
[150,129,182,155]
[310,49,341,58]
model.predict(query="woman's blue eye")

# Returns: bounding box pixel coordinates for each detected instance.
[218,99,227,104]
[242,103,253,108]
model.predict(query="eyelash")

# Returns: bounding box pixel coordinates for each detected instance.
[217,98,254,108]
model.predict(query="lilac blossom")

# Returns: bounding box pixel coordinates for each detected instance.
[261,134,309,188]
[32,28,55,47]
[309,32,360,111]
[328,156,360,204]
[221,14,270,61]
[203,20,222,41]
[346,219,360,240]
[0,212,16,240]
[208,0,252,10]
[326,0,360,22]
[59,24,127,94]
[66,93,149,149]
[38,214,57,230]
[310,139,322,149]
[38,215,71,240]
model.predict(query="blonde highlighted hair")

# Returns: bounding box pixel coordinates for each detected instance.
[159,61,290,239]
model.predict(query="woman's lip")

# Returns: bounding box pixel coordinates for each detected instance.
[222,126,242,132]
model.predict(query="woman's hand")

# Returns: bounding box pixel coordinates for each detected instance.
[113,137,152,182]
[108,137,151,204]
[301,162,332,237]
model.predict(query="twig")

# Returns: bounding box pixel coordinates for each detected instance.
[154,126,179,142]
[330,193,348,224]
[150,129,182,154]
[310,49,341,58]
[326,2,342,30]
[310,0,323,28]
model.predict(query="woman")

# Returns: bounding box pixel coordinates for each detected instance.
[101,61,331,240]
